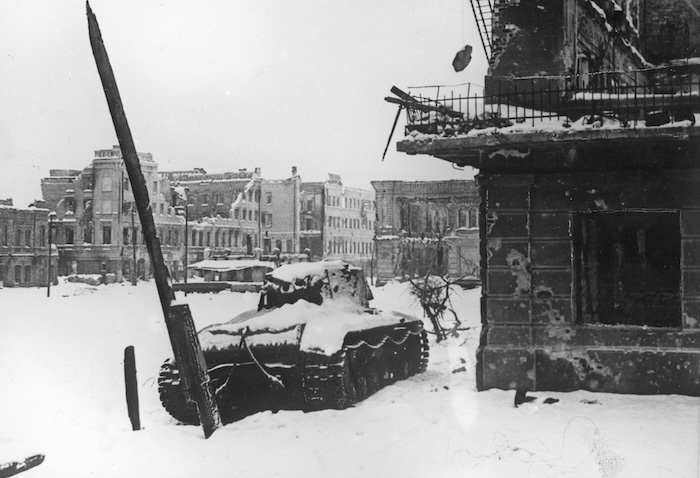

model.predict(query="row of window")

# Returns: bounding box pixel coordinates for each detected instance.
[120,225,250,249]
[327,240,374,256]
[13,265,32,284]
[326,215,374,231]
[327,196,375,211]
[0,225,47,247]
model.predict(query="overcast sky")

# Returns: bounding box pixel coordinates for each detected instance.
[1,0,486,207]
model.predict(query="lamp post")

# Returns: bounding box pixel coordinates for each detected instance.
[131,207,137,286]
[176,204,190,284]
[47,212,56,297]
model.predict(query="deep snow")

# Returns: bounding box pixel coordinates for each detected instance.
[1,279,698,477]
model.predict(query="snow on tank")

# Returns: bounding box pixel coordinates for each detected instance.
[158,260,429,425]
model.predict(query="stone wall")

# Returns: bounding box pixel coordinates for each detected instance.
[477,165,700,395]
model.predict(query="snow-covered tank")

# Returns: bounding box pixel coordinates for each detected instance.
[158,260,429,424]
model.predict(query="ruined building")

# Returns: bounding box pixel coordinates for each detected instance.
[300,174,376,268]
[166,166,302,257]
[0,199,57,287]
[393,0,700,395]
[42,146,260,280]
[371,180,480,285]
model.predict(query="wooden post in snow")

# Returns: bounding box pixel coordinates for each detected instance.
[86,2,220,438]
[124,346,141,431]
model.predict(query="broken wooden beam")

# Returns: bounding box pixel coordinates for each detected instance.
[86,1,221,438]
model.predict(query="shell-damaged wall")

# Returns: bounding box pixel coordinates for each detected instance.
[489,0,565,76]
[476,160,700,396]
[484,0,650,112]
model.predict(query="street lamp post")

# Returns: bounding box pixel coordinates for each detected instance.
[176,204,190,284]
[131,207,137,286]
[47,212,56,297]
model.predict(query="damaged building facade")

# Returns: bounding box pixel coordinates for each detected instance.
[394,0,700,394]
[0,199,57,287]
[299,174,376,267]
[42,146,188,280]
[371,180,480,285]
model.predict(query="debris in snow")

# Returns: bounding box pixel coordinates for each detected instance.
[0,454,45,477]
[514,388,560,408]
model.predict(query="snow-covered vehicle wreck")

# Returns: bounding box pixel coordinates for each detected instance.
[158,260,429,424]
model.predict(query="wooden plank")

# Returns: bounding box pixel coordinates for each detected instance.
[124,346,141,431]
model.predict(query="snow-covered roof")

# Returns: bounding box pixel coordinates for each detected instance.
[189,260,276,271]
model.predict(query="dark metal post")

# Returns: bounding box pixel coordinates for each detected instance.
[176,204,189,284]
[47,212,56,297]
[184,206,189,284]
[131,207,137,286]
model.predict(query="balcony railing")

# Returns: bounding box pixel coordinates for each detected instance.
[390,69,700,137]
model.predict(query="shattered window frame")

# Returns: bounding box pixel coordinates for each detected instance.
[573,210,682,328]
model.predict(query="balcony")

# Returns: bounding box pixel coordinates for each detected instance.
[391,68,699,138]
[392,68,700,168]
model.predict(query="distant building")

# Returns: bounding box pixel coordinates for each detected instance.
[371,180,480,284]
[300,174,376,267]
[165,168,260,257]
[259,167,302,255]
[166,166,302,257]
[43,147,310,282]
[0,200,57,287]
[42,146,189,280]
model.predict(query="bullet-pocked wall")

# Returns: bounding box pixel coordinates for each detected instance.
[476,144,700,396]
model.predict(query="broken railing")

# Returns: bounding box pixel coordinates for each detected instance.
[389,67,700,136]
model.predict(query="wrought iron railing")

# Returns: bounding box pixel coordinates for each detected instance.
[391,68,700,136]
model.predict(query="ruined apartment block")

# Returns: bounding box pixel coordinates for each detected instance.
[395,0,700,395]
[371,180,480,285]
[300,174,376,269]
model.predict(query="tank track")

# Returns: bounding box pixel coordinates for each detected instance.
[301,329,429,409]
[158,359,278,425]
[157,359,200,425]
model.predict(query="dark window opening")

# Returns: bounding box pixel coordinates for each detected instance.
[574,212,681,328]
[103,225,112,245]
[65,227,74,245]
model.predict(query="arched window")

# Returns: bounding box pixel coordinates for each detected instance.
[468,208,478,228]
[458,208,468,228]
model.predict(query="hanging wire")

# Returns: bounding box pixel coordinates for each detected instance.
[408,81,485,90]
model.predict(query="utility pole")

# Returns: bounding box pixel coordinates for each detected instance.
[87,2,220,438]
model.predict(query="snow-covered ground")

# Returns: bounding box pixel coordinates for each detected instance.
[1,279,698,477]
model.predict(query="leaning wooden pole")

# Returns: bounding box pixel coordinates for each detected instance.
[86,1,220,438]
